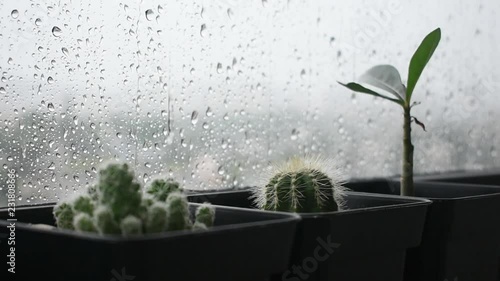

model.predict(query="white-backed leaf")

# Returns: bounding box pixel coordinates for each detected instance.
[338,82,403,105]
[359,65,406,101]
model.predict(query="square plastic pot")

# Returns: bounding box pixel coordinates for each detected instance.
[0,203,300,281]
[414,170,500,186]
[346,179,500,281]
[188,190,431,281]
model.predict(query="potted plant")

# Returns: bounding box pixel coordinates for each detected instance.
[189,156,431,281]
[338,28,500,281]
[0,162,301,281]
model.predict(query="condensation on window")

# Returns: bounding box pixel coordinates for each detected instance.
[1,0,499,207]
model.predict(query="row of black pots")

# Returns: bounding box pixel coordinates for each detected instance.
[0,203,300,281]
[186,171,500,281]
[1,170,499,281]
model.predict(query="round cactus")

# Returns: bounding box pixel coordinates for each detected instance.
[53,202,75,230]
[73,213,97,233]
[145,202,168,233]
[94,206,120,234]
[195,203,215,228]
[254,156,347,213]
[165,192,192,231]
[73,195,94,215]
[120,215,143,236]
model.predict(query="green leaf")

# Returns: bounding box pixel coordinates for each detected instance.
[406,28,441,102]
[338,82,403,105]
[359,65,406,101]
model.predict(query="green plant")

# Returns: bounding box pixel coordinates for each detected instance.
[338,28,442,196]
[253,156,347,213]
[53,163,215,235]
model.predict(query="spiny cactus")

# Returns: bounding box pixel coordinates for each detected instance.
[53,162,216,236]
[194,203,216,228]
[253,156,348,213]
[53,202,75,230]
[147,178,181,201]
[165,192,192,231]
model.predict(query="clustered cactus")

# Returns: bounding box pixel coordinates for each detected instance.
[253,157,348,213]
[53,163,215,235]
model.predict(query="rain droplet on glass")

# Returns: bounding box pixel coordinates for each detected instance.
[11,10,19,19]
[61,47,69,56]
[191,111,199,125]
[52,26,62,37]
[145,9,154,21]
[200,24,207,37]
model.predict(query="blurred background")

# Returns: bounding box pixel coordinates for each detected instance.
[1,0,499,207]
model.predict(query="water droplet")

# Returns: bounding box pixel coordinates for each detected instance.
[227,8,233,19]
[191,111,199,125]
[0,87,6,94]
[206,107,213,117]
[52,26,62,37]
[7,58,13,64]
[74,175,80,182]
[47,103,54,111]
[61,47,69,56]
[116,132,122,138]
[48,162,55,170]
[7,156,14,161]
[158,5,164,13]
[329,37,336,47]
[47,76,54,84]
[202,122,209,130]
[218,166,225,175]
[181,139,187,147]
[216,63,223,74]
[145,9,154,21]
[291,129,299,140]
[35,18,42,26]
[200,24,207,37]
[11,10,19,19]
[223,113,229,121]
[300,69,306,79]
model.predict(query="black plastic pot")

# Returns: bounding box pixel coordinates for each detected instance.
[346,179,500,281]
[414,170,500,186]
[188,190,431,281]
[0,203,300,281]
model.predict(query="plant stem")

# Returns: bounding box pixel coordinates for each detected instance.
[401,105,414,196]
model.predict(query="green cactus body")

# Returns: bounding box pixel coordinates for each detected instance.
[74,213,97,233]
[120,215,143,236]
[165,193,192,231]
[97,163,142,221]
[73,196,95,215]
[53,162,215,235]
[145,202,168,233]
[195,203,215,228]
[147,178,180,201]
[256,157,346,213]
[53,202,75,230]
[94,206,120,234]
